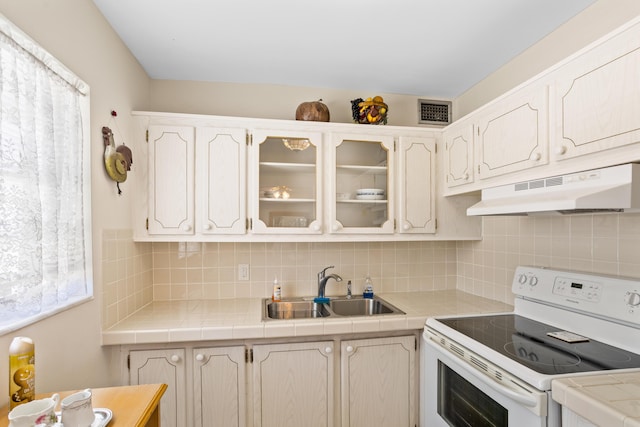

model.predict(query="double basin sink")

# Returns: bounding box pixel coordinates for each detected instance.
[263,295,404,320]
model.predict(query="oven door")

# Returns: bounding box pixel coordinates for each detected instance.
[422,330,551,427]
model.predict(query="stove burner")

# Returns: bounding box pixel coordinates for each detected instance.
[504,341,581,368]
[438,314,640,375]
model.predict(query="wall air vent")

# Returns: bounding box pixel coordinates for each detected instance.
[418,99,452,126]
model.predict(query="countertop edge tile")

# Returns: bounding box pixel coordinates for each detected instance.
[102,290,513,345]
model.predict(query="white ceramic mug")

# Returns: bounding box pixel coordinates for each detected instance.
[61,388,94,427]
[8,393,59,427]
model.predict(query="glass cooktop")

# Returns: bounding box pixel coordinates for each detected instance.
[439,314,640,375]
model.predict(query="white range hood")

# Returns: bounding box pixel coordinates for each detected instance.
[467,163,640,216]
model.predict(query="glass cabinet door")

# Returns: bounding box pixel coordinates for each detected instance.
[330,134,394,234]
[251,130,322,234]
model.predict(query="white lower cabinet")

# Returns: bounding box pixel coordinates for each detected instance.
[193,346,246,427]
[252,341,335,427]
[341,336,416,427]
[124,334,417,427]
[129,348,187,427]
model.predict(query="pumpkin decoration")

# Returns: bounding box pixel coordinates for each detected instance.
[295,99,330,122]
[351,96,388,125]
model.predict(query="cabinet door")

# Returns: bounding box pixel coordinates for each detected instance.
[552,20,640,161]
[196,128,247,235]
[443,121,474,188]
[252,341,334,427]
[193,346,246,427]
[129,349,186,427]
[476,85,548,180]
[330,133,394,234]
[341,336,416,427]
[250,130,323,234]
[397,136,436,234]
[148,126,195,235]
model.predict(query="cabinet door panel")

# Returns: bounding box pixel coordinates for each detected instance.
[253,342,334,427]
[476,86,548,180]
[251,130,323,234]
[553,21,640,160]
[397,136,436,234]
[444,122,474,188]
[148,126,195,235]
[196,128,247,235]
[341,336,415,427]
[330,133,394,234]
[129,349,186,427]
[193,346,246,427]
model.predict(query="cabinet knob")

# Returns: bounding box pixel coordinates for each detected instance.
[532,152,542,161]
[181,223,192,232]
[313,224,321,232]
[332,223,341,232]
[195,353,205,362]
[346,345,354,353]
[204,224,212,230]
[324,347,332,354]
[556,146,567,155]
[170,354,181,363]
[463,173,470,181]
[403,223,411,231]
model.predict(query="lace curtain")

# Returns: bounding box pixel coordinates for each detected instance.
[0,15,91,332]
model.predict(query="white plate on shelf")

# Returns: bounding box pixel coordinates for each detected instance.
[55,408,113,427]
[355,194,385,200]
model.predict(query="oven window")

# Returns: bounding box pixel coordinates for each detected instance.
[438,361,508,427]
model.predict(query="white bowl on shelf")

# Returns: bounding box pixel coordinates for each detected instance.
[356,188,384,195]
[356,188,385,198]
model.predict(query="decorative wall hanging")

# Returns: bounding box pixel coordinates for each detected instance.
[101,110,133,194]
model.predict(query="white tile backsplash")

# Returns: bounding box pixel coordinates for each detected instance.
[103,213,640,327]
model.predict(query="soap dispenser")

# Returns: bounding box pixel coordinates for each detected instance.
[363,275,374,299]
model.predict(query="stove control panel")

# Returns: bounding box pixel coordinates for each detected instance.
[552,276,602,302]
[513,266,640,324]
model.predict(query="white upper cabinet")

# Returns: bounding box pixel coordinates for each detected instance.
[552,19,640,161]
[329,133,394,234]
[133,112,477,241]
[250,129,323,234]
[148,125,195,235]
[397,136,436,234]
[195,128,247,235]
[443,120,474,189]
[475,84,548,180]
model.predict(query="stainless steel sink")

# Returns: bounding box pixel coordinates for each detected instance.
[263,299,330,320]
[262,295,404,320]
[329,296,403,316]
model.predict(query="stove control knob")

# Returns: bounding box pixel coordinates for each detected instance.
[529,276,539,287]
[626,292,640,307]
[518,274,528,285]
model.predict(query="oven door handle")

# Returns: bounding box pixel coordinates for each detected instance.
[426,336,543,409]
[466,368,539,407]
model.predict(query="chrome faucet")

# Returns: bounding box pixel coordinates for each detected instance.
[317,266,342,300]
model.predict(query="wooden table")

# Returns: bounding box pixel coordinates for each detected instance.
[0,383,167,427]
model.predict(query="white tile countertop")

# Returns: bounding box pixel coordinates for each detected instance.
[102,290,512,345]
[552,372,640,427]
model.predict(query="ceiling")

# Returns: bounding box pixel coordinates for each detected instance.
[92,0,596,98]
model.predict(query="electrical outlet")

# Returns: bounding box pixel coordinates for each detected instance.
[238,264,250,281]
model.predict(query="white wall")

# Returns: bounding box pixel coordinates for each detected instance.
[148,79,432,127]
[0,0,149,405]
